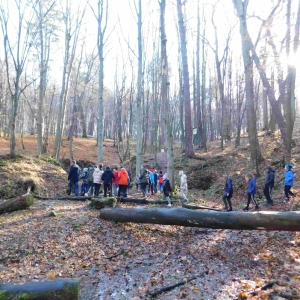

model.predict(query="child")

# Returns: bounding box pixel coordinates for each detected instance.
[284,164,296,202]
[162,173,172,207]
[222,174,233,211]
[179,170,189,203]
[264,165,275,206]
[244,172,259,211]
[158,171,164,192]
[135,173,140,190]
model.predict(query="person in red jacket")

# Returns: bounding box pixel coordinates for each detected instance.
[112,166,119,196]
[118,166,129,198]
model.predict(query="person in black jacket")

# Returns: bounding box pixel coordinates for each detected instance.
[264,165,275,206]
[101,166,115,197]
[222,174,233,211]
[67,160,80,196]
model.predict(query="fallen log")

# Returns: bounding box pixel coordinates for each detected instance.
[0,278,79,300]
[119,197,180,205]
[34,195,92,201]
[0,194,34,215]
[182,203,222,211]
[100,207,300,231]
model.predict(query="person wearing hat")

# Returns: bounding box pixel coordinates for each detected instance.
[284,164,296,202]
[264,166,275,207]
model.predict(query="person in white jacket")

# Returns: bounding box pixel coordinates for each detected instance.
[179,170,188,203]
[93,164,104,196]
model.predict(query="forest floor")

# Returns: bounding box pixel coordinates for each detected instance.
[0,133,300,299]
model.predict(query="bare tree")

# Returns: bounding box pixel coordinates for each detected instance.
[53,0,86,158]
[0,0,52,158]
[176,0,194,158]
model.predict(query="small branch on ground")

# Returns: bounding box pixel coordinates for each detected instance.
[277,293,300,299]
[105,249,125,260]
[148,270,208,297]
[234,279,278,300]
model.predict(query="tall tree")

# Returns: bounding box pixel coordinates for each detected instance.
[176,0,194,158]
[232,0,264,165]
[91,0,108,164]
[0,0,52,158]
[53,0,85,158]
[160,0,174,187]
[135,0,143,175]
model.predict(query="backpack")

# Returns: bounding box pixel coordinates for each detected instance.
[87,167,94,181]
[158,175,164,184]
[77,167,82,181]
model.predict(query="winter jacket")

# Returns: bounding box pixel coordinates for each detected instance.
[284,170,295,186]
[87,167,95,181]
[135,175,140,184]
[118,168,129,185]
[68,164,80,182]
[265,170,275,187]
[180,174,188,190]
[149,171,155,184]
[153,172,158,183]
[93,168,103,184]
[101,168,115,184]
[247,177,256,194]
[224,178,233,196]
[112,171,119,184]
[158,174,164,184]
[80,168,88,180]
[139,168,149,184]
[163,178,172,196]
[127,170,132,183]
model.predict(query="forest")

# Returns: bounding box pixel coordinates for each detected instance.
[0,0,300,299]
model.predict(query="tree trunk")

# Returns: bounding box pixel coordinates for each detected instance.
[100,207,300,231]
[135,0,143,175]
[196,4,203,149]
[0,194,34,215]
[0,279,79,300]
[176,0,194,158]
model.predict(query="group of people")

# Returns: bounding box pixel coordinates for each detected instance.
[135,165,189,207]
[222,164,296,212]
[67,160,132,198]
[68,160,296,211]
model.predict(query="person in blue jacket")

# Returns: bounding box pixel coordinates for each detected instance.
[222,174,233,211]
[243,172,259,211]
[284,164,296,201]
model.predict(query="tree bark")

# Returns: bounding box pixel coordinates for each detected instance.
[176,0,194,158]
[0,279,79,300]
[100,207,300,231]
[0,195,34,215]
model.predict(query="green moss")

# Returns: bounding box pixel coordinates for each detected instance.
[40,156,61,166]
[25,195,34,207]
[91,197,117,209]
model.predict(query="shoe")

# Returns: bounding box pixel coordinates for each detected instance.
[266,202,273,207]
[226,208,232,212]
[222,207,228,211]
[254,205,259,210]
[183,199,189,204]
[167,204,172,207]
[84,193,88,196]
[243,206,249,211]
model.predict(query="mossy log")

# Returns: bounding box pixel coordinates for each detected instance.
[0,194,34,215]
[0,278,79,300]
[34,195,92,201]
[119,197,180,205]
[91,197,117,209]
[100,207,300,231]
[182,203,222,211]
